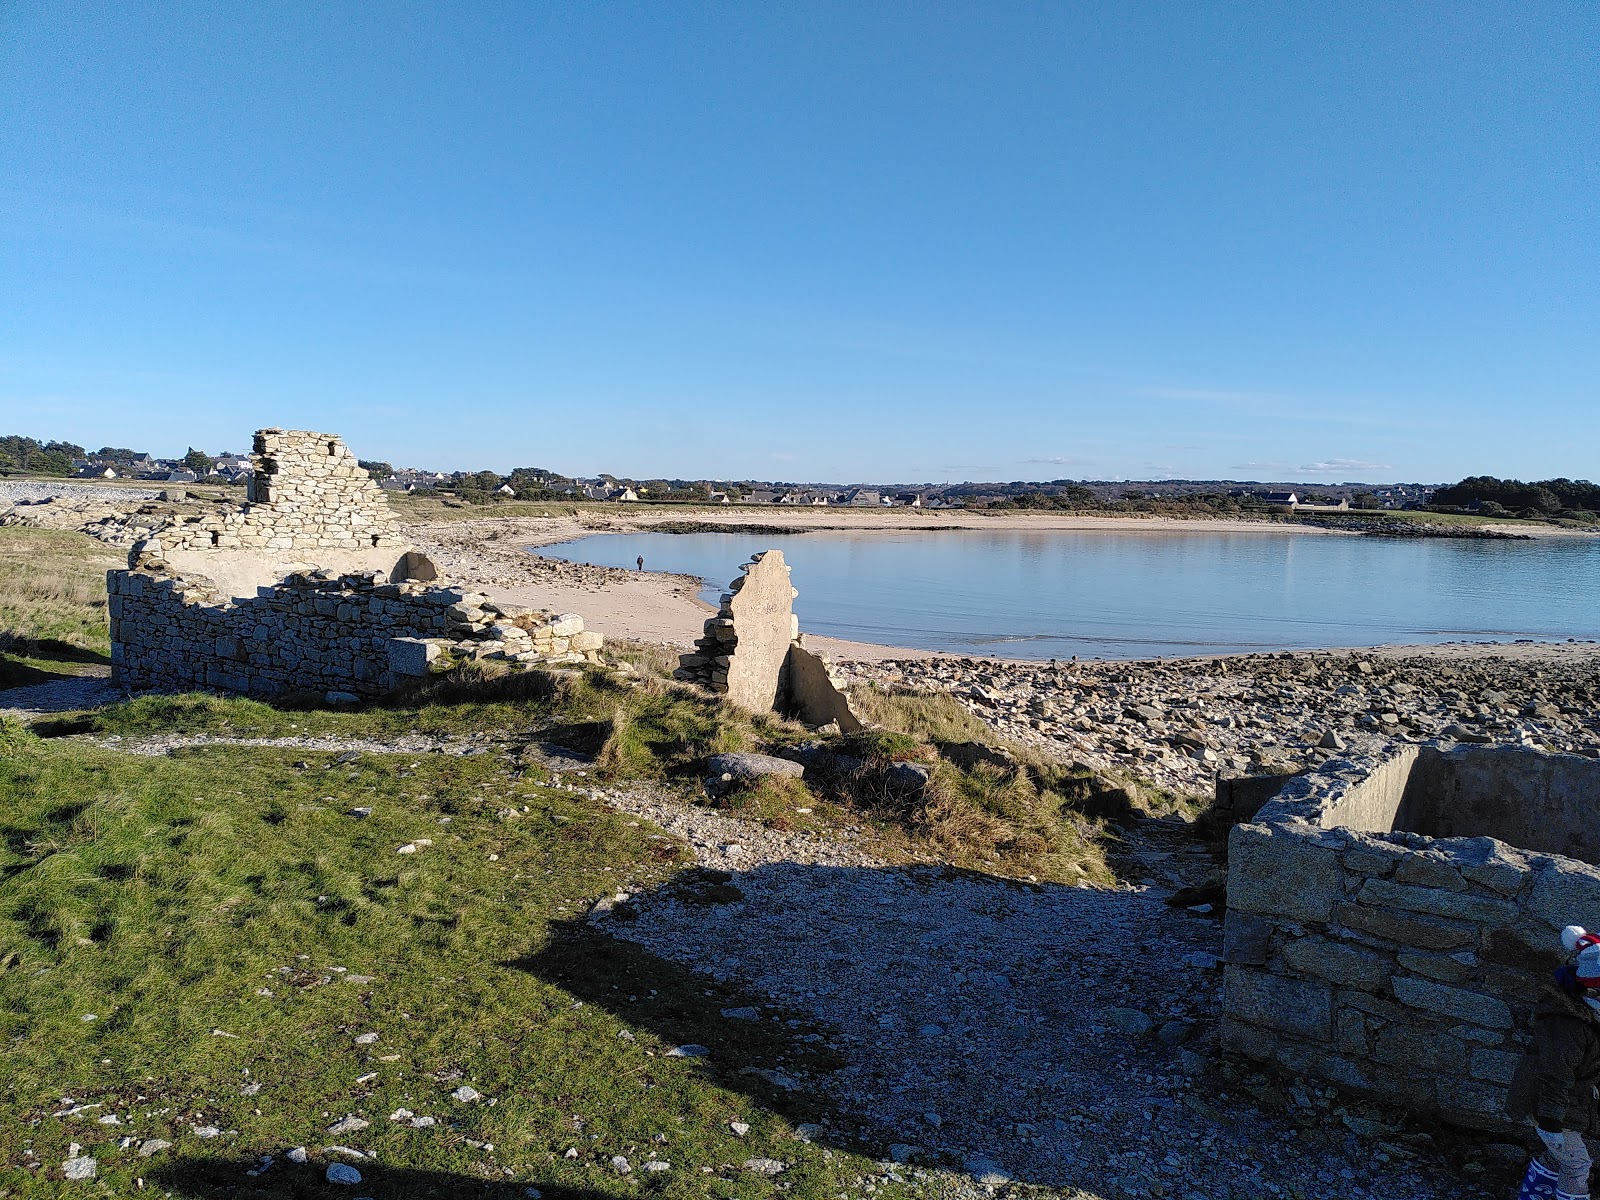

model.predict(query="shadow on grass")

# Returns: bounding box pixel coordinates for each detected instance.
[506,914,850,1138]
[0,638,111,691]
[146,1155,625,1199]
[500,860,1476,1198]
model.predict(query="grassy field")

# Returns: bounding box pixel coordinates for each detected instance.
[0,724,931,1199]
[0,528,120,690]
[0,675,1124,1197]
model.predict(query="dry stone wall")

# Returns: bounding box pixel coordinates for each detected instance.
[109,568,603,699]
[134,429,406,555]
[1223,742,1600,1130]
[108,425,603,700]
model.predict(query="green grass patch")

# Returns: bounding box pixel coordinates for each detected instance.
[0,736,918,1198]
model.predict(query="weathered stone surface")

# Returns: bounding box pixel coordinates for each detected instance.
[1396,949,1479,984]
[388,637,440,677]
[1469,1048,1521,1085]
[1374,1025,1466,1075]
[1224,966,1332,1041]
[1435,1077,1511,1123]
[1334,1007,1371,1056]
[1343,841,1405,876]
[1394,853,1465,891]
[705,753,806,787]
[787,643,863,732]
[1527,860,1600,932]
[1456,838,1528,896]
[1229,824,1344,923]
[1281,937,1388,992]
[1391,977,1512,1029]
[1223,912,1274,966]
[1356,879,1519,926]
[1336,904,1478,950]
[718,552,796,713]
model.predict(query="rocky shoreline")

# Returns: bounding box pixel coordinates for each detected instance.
[846,645,1600,798]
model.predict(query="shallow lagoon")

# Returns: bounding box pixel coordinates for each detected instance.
[538,529,1600,659]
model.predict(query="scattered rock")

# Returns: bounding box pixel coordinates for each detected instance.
[1106,1007,1154,1037]
[325,1162,363,1185]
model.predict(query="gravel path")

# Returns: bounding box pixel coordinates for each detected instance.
[0,673,122,719]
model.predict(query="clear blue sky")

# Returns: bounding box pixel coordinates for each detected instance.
[2,3,1595,483]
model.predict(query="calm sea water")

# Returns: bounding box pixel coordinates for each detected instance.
[537,530,1600,659]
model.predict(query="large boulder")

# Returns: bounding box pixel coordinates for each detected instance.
[704,752,806,798]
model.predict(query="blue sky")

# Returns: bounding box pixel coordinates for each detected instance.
[2,3,1595,483]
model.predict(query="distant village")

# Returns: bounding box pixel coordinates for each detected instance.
[0,434,1442,511]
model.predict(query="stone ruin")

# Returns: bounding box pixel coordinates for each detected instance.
[674,549,861,731]
[1223,738,1600,1129]
[109,429,603,700]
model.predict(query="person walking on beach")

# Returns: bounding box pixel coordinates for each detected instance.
[636,555,644,572]
[1506,924,1600,1199]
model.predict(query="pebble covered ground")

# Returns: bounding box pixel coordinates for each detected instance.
[848,644,1600,797]
[576,773,1527,1200]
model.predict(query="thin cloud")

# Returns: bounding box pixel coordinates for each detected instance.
[1138,386,1277,405]
[1231,461,1294,473]
[1021,454,1089,466]
[1299,458,1393,474]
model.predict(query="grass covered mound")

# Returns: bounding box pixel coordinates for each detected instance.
[60,656,1124,886]
[0,729,903,1198]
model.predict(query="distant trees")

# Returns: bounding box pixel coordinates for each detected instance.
[359,460,394,480]
[182,447,214,475]
[989,486,1097,510]
[1431,476,1600,515]
[1349,491,1380,510]
[0,435,83,475]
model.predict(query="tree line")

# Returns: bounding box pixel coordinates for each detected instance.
[1430,476,1600,516]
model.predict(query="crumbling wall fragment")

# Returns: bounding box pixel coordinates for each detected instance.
[675,549,861,730]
